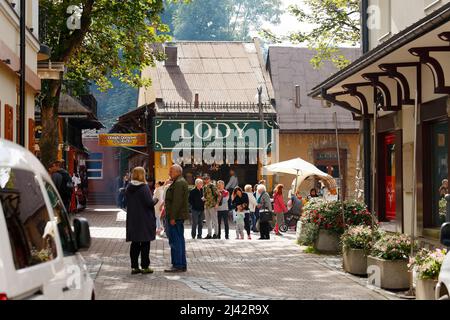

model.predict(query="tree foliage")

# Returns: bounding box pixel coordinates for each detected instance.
[165,0,283,41]
[262,0,361,69]
[38,0,172,167]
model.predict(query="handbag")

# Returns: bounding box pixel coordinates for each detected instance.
[258,191,273,222]
[259,209,273,222]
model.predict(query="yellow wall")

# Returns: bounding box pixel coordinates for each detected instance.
[277,132,360,199]
[154,151,173,182]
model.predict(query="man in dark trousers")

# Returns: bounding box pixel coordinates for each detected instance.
[164,164,189,272]
[189,178,204,239]
[48,160,73,212]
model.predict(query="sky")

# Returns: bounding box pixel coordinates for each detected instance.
[250,0,313,42]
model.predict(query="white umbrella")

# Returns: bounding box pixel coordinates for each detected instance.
[264,157,335,194]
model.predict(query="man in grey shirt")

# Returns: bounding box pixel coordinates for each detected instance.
[225,169,239,190]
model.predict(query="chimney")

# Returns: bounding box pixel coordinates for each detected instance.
[164,44,178,67]
[194,93,199,108]
[295,85,301,108]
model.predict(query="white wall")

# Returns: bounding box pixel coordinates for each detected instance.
[368,0,450,50]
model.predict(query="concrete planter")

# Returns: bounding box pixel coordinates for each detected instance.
[314,229,341,253]
[296,220,303,241]
[367,256,410,290]
[343,248,367,276]
[416,279,438,300]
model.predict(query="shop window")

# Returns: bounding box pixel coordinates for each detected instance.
[86,153,103,180]
[314,149,347,200]
[429,121,448,228]
[0,168,57,269]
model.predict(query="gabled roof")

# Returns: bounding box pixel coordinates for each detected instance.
[140,39,276,115]
[267,46,360,131]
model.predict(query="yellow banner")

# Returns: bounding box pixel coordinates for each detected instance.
[99,133,147,147]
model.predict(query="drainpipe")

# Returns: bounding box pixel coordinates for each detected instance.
[361,0,370,54]
[361,0,372,209]
[19,0,26,147]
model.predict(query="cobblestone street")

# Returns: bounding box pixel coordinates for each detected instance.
[78,206,388,300]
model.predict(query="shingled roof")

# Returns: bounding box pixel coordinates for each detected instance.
[267,46,361,131]
[139,39,276,115]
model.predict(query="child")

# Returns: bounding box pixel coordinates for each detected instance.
[235,205,245,239]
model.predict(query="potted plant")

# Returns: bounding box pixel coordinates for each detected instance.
[439,198,447,225]
[301,200,374,253]
[341,225,380,276]
[368,233,414,290]
[297,198,324,246]
[408,248,448,300]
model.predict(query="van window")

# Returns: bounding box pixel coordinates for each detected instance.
[44,182,77,255]
[0,168,57,269]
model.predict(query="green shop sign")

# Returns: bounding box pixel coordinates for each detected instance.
[153,118,277,151]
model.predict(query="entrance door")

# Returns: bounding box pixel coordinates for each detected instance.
[384,133,396,221]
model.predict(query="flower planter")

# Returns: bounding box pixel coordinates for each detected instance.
[314,229,341,253]
[296,220,303,240]
[416,279,438,300]
[367,256,410,290]
[343,248,367,276]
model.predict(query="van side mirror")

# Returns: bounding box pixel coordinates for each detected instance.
[74,217,91,250]
[441,222,450,247]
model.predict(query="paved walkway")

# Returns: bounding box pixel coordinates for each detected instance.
[79,206,386,300]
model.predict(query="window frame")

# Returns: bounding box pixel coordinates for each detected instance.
[42,179,78,256]
[377,0,391,43]
[0,168,63,270]
[86,153,104,180]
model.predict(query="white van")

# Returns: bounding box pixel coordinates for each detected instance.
[0,139,94,300]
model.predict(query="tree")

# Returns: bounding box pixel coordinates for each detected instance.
[38,0,171,168]
[262,0,360,69]
[172,0,234,40]
[167,0,282,41]
[228,0,282,40]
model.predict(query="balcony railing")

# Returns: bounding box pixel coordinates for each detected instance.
[37,61,65,80]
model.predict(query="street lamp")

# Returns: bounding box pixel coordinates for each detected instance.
[256,86,266,166]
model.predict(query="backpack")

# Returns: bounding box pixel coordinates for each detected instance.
[58,170,74,198]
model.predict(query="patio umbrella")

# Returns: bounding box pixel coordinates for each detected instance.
[264,157,335,194]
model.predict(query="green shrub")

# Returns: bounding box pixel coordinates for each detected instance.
[301,199,375,237]
[297,222,319,246]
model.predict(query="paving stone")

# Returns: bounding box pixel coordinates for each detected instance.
[79,206,387,300]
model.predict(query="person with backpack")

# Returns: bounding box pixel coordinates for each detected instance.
[202,174,220,239]
[48,160,74,212]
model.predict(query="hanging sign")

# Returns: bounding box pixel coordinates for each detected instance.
[99,133,147,147]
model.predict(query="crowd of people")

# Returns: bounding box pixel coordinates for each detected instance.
[120,165,329,275]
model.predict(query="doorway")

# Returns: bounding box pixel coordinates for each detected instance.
[377,129,403,229]
[383,133,396,221]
